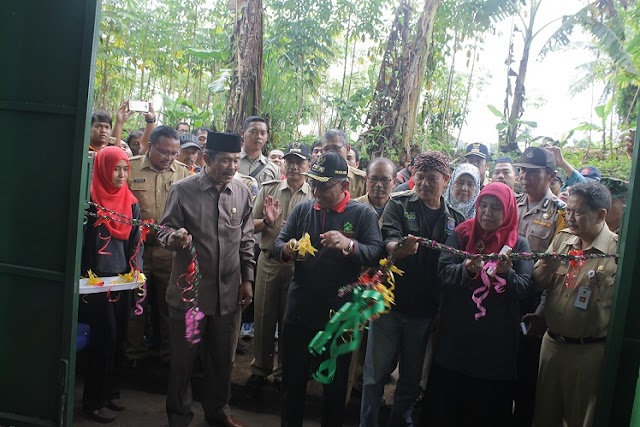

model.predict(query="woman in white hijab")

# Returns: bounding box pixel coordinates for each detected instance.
[444,163,481,219]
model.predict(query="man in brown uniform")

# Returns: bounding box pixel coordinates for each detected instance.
[158,132,255,427]
[245,143,313,395]
[126,126,191,362]
[321,129,367,198]
[532,182,617,427]
[512,146,566,426]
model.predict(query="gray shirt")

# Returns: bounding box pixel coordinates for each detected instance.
[158,169,256,316]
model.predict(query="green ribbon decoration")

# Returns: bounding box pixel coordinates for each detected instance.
[308,287,387,384]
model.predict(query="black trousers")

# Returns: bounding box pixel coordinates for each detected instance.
[512,335,542,427]
[166,307,236,427]
[78,291,130,411]
[420,364,513,427]
[281,322,351,427]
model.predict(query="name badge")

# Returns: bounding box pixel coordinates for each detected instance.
[574,286,592,310]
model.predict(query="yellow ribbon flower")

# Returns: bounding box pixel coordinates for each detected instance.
[288,233,318,257]
[86,270,104,286]
[113,270,147,284]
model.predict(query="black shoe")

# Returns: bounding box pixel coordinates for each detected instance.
[235,340,248,355]
[83,407,116,423]
[246,374,267,397]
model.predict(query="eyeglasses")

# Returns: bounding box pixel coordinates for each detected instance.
[367,177,392,185]
[310,180,342,192]
[152,145,180,159]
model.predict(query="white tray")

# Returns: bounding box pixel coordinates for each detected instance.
[79,276,143,294]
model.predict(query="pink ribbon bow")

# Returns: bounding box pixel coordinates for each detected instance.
[472,260,507,320]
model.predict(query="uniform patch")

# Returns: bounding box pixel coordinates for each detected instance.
[342,222,354,234]
[405,211,417,221]
[532,219,551,228]
[133,178,146,183]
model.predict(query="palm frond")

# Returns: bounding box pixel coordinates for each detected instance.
[540,3,637,76]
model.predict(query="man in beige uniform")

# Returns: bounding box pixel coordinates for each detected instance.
[238,116,281,186]
[355,157,397,224]
[127,126,191,362]
[512,146,566,426]
[532,182,617,427]
[245,144,313,395]
[321,129,367,198]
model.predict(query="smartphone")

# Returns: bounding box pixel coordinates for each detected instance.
[520,321,529,335]
[128,100,149,113]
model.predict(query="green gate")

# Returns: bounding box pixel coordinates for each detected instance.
[596,119,640,426]
[0,1,99,426]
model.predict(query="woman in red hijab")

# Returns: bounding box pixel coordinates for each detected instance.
[80,146,142,423]
[422,182,533,427]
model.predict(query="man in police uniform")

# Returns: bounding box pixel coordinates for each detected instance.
[512,146,566,426]
[321,129,367,198]
[464,142,491,188]
[532,182,618,427]
[245,143,313,395]
[127,126,192,363]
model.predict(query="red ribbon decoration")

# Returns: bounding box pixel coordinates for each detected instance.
[140,219,154,242]
[565,249,585,288]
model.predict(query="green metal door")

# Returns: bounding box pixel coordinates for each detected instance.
[596,118,640,427]
[0,1,99,426]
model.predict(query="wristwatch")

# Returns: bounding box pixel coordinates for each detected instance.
[263,217,274,227]
[342,239,354,255]
[144,116,157,124]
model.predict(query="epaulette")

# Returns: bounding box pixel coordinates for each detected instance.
[390,189,414,199]
[349,166,366,177]
[260,179,282,187]
[172,159,189,168]
[129,155,144,162]
[551,197,566,210]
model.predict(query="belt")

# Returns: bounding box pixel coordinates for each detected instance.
[547,331,606,345]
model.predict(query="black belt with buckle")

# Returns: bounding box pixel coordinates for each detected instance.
[547,331,607,344]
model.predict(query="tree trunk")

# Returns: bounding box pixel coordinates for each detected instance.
[225,0,264,133]
[503,1,541,152]
[358,0,440,162]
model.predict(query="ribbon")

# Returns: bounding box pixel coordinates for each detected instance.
[185,307,205,344]
[86,270,104,286]
[472,260,506,320]
[308,287,387,384]
[288,233,318,257]
[565,249,585,288]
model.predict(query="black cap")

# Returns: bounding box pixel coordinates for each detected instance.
[514,147,556,169]
[601,177,628,199]
[283,143,311,161]
[304,152,348,183]
[465,143,491,161]
[206,132,241,152]
[179,133,201,151]
[579,166,601,181]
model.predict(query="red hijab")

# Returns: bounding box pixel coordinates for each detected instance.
[90,146,138,240]
[455,182,518,254]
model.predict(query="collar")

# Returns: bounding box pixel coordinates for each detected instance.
[240,149,267,164]
[314,191,351,212]
[364,193,389,209]
[282,179,311,194]
[198,167,233,194]
[565,223,613,253]
[141,153,176,173]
